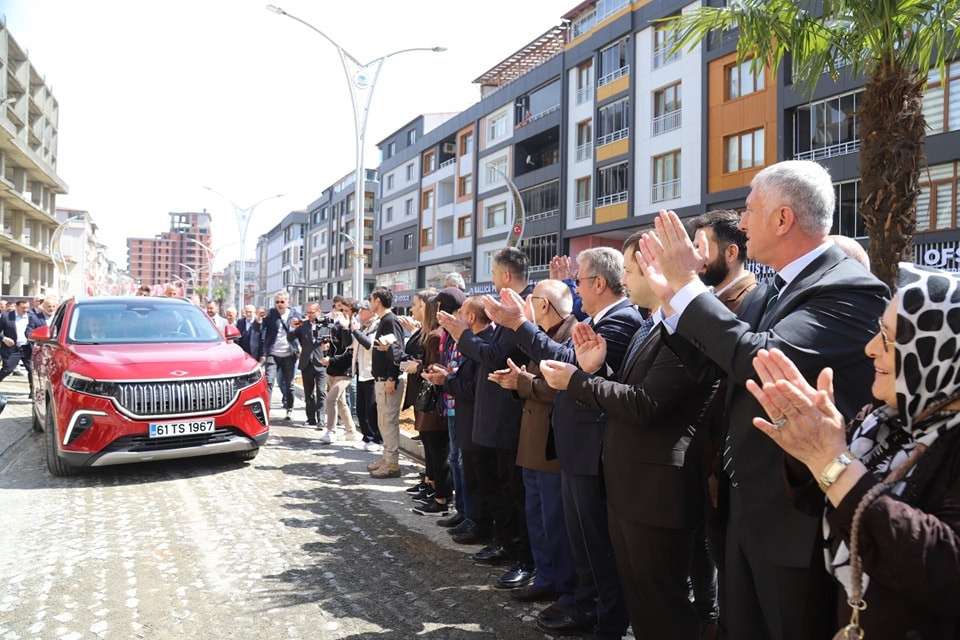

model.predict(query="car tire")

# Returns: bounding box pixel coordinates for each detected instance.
[232,447,259,463]
[45,406,79,477]
[31,402,43,433]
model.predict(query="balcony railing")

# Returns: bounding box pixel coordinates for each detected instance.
[576,86,593,105]
[527,208,560,222]
[439,158,456,169]
[569,0,629,40]
[576,142,593,162]
[651,109,682,136]
[653,45,680,69]
[516,104,561,129]
[597,191,628,207]
[597,128,629,146]
[575,201,592,220]
[597,65,629,87]
[652,178,681,203]
[793,139,861,161]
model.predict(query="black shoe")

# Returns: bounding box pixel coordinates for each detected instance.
[436,512,464,528]
[405,482,428,495]
[451,525,491,545]
[447,518,475,536]
[412,489,436,505]
[535,612,596,636]
[495,563,536,590]
[509,584,557,602]
[471,544,509,566]
[536,602,571,624]
[412,501,450,517]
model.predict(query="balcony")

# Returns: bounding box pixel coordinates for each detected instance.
[653,46,680,70]
[597,191,628,207]
[576,86,593,105]
[652,179,681,203]
[439,158,456,169]
[575,142,593,162]
[597,128,628,146]
[794,139,860,161]
[516,104,560,129]
[597,65,629,87]
[652,109,682,136]
[575,201,592,220]
[526,208,559,222]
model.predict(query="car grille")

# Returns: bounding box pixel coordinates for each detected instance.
[114,378,238,417]
[103,427,241,453]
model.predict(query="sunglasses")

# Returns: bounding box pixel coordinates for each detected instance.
[574,275,599,288]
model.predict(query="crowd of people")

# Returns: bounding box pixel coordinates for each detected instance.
[242,159,959,640]
[0,293,61,415]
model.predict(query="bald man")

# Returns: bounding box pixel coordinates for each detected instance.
[829,235,871,271]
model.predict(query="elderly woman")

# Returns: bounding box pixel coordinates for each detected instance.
[747,263,960,638]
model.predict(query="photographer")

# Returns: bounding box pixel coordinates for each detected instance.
[317,298,359,445]
[291,302,327,429]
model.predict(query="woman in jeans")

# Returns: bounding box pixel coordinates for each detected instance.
[401,289,451,517]
[747,263,960,639]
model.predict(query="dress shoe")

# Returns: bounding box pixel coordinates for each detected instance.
[447,518,474,536]
[435,512,464,528]
[494,563,536,590]
[509,584,557,603]
[535,609,596,637]
[471,544,509,566]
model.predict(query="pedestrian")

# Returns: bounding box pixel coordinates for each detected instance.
[225,306,238,327]
[443,272,467,291]
[291,303,327,429]
[164,284,180,298]
[350,300,382,452]
[236,305,257,355]
[261,291,301,422]
[319,299,359,444]
[368,287,406,479]
[638,160,887,639]
[205,301,228,333]
[0,300,37,398]
[136,284,152,296]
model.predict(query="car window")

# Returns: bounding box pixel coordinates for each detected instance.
[50,305,68,338]
[67,301,222,344]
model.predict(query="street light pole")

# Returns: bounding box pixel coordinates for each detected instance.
[485,163,527,248]
[203,187,284,310]
[267,4,445,299]
[186,238,239,303]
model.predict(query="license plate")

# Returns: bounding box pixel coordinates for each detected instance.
[148,419,216,438]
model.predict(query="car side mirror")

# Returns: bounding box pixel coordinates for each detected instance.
[224,325,241,341]
[29,325,51,342]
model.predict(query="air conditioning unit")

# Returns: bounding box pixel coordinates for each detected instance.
[442,142,457,155]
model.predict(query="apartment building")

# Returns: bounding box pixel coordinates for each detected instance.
[253,210,308,308]
[0,22,68,297]
[223,259,258,308]
[304,169,378,302]
[368,0,960,292]
[126,211,213,296]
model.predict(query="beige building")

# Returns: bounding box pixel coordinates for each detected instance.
[0,22,67,298]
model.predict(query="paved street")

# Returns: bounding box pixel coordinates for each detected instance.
[0,376,548,640]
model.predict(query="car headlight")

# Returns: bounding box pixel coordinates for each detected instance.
[62,372,119,397]
[235,367,263,389]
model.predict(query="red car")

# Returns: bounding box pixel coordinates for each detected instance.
[29,296,269,476]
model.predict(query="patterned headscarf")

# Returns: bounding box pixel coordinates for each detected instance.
[825,262,960,596]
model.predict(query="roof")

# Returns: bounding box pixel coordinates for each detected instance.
[562,0,595,20]
[472,24,568,88]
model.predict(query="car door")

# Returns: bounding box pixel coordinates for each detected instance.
[33,304,67,415]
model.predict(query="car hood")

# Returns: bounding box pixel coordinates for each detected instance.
[68,341,258,380]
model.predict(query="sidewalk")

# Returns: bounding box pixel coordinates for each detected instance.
[0,374,34,466]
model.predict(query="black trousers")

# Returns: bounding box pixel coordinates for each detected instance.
[474,447,530,563]
[560,471,629,637]
[461,447,491,527]
[421,430,451,499]
[0,345,33,395]
[301,365,327,425]
[356,379,381,443]
[607,512,699,639]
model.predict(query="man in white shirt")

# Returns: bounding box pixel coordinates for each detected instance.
[0,300,37,399]
[261,291,301,421]
[350,301,381,451]
[205,301,228,334]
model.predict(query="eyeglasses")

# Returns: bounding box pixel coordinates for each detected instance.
[530,295,562,317]
[275,300,287,305]
[877,318,895,353]
[574,275,599,288]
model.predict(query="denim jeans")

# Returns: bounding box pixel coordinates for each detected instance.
[265,354,297,410]
[446,415,469,515]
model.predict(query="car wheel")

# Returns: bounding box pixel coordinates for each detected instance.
[232,447,259,463]
[44,407,79,477]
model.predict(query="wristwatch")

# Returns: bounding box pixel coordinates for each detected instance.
[818,451,857,492]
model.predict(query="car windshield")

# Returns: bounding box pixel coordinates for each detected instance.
[67,301,222,345]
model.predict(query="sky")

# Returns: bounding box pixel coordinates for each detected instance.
[0,0,573,270]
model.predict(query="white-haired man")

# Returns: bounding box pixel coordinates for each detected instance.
[637,160,887,639]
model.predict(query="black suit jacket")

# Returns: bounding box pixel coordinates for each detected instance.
[514,298,644,476]
[262,308,301,360]
[1,311,33,359]
[236,317,254,354]
[668,245,888,566]
[443,325,492,452]
[568,325,719,528]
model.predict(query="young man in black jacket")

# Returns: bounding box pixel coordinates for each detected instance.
[367,287,406,478]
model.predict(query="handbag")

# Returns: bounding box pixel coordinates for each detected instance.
[414,380,439,413]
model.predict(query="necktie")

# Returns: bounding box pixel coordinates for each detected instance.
[763,275,787,317]
[619,316,655,377]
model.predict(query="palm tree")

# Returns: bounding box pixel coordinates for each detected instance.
[668,0,960,288]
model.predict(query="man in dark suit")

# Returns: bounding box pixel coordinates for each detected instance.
[538,232,720,638]
[484,247,642,639]
[260,291,302,422]
[236,304,257,355]
[437,247,534,590]
[637,160,888,640]
[290,302,327,428]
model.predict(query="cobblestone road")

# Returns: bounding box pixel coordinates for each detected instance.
[0,377,549,640]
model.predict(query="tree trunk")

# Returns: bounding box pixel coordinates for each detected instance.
[858,59,926,290]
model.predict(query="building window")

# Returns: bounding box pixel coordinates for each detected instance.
[403,233,414,250]
[575,177,592,219]
[917,161,959,232]
[406,129,416,145]
[793,90,862,160]
[458,174,473,197]
[724,128,765,173]
[519,233,559,272]
[486,202,508,228]
[422,190,434,210]
[423,151,437,175]
[924,62,960,134]
[388,141,396,157]
[321,256,327,270]
[485,157,508,186]
[384,238,393,255]
[521,181,560,220]
[385,206,394,223]
[726,59,765,99]
[421,227,434,248]
[457,216,473,238]
[598,38,628,85]
[576,61,593,104]
[652,150,681,203]
[576,120,593,161]
[832,180,865,238]
[405,198,414,216]
[597,162,629,206]
[653,22,680,69]
[597,98,630,145]
[406,163,414,181]
[652,82,682,136]
[460,131,474,155]
[488,112,508,142]
[386,174,395,190]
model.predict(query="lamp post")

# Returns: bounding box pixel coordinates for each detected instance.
[266,4,445,300]
[185,238,239,303]
[203,187,284,311]
[484,162,527,248]
[177,263,199,294]
[50,214,86,296]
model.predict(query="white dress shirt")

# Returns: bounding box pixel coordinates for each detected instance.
[587,297,627,325]
[14,313,30,346]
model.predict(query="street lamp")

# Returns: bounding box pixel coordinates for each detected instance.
[186,237,239,303]
[203,187,284,310]
[50,214,87,296]
[484,162,527,248]
[267,4,445,299]
[177,263,199,293]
